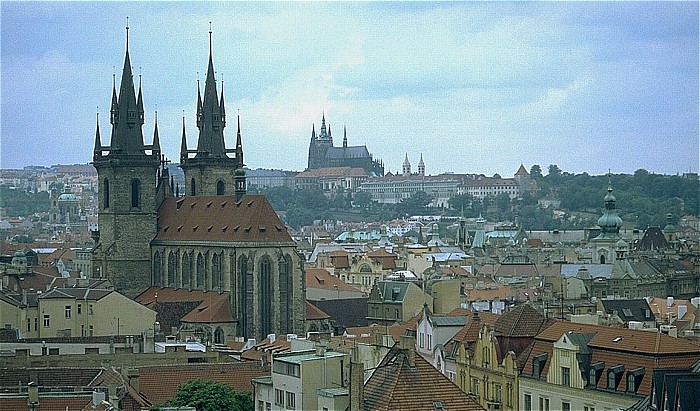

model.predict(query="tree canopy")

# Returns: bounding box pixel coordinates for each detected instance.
[168,379,253,411]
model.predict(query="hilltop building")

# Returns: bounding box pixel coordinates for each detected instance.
[307,114,384,176]
[90,25,305,340]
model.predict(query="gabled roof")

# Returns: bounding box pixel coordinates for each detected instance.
[363,344,484,411]
[600,299,654,323]
[39,287,112,301]
[305,268,362,292]
[493,304,551,337]
[154,195,292,243]
[135,287,234,327]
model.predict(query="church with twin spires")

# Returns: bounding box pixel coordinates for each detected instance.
[90,24,305,340]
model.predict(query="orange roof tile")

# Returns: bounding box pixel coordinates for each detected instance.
[154,195,292,243]
[306,301,331,320]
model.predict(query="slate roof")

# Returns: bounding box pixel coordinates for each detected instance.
[296,166,368,178]
[154,194,292,243]
[326,145,371,159]
[138,362,269,405]
[600,299,654,323]
[363,344,484,411]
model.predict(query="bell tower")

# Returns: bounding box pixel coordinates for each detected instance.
[91,22,160,298]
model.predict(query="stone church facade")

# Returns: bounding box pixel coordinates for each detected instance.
[91,25,305,340]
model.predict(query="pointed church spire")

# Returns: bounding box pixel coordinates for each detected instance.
[195,23,227,157]
[220,78,226,126]
[321,112,327,135]
[328,123,332,137]
[110,73,118,126]
[108,19,147,155]
[93,111,102,160]
[137,73,145,125]
[343,125,347,148]
[311,124,316,141]
[152,111,161,155]
[236,113,244,168]
[196,77,202,127]
[180,115,188,163]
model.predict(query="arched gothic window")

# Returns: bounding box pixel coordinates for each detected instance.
[278,254,293,333]
[190,178,196,196]
[196,253,205,290]
[216,180,225,195]
[153,251,162,286]
[212,252,222,290]
[259,256,273,337]
[167,251,176,287]
[182,252,191,287]
[239,255,249,338]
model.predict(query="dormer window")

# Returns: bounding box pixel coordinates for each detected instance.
[589,362,605,388]
[532,353,548,378]
[626,367,644,393]
[607,365,624,390]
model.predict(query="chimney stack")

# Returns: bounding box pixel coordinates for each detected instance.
[349,347,364,411]
[399,335,416,368]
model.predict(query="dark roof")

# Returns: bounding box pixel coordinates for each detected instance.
[363,344,484,411]
[600,299,654,323]
[493,304,551,337]
[154,195,292,243]
[306,301,331,320]
[325,146,370,159]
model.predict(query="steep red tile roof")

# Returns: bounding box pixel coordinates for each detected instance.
[494,304,552,337]
[306,301,331,320]
[363,345,485,411]
[135,287,234,328]
[180,293,234,323]
[305,268,361,292]
[138,362,269,406]
[154,195,292,243]
[240,334,294,361]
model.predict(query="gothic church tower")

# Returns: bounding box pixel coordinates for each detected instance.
[180,28,245,198]
[91,24,160,297]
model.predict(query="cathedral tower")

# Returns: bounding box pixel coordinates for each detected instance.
[91,24,161,297]
[180,28,245,197]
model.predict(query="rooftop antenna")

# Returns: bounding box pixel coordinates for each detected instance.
[125,17,130,50]
[209,21,213,56]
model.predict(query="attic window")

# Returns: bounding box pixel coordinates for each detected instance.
[177,225,183,232]
[533,353,548,378]
[220,201,227,208]
[206,201,213,208]
[247,201,254,207]
[163,226,169,232]
[190,202,196,208]
[244,226,251,232]
[433,401,444,410]
[207,226,213,232]
[193,225,198,232]
[233,225,240,232]
[316,277,324,285]
[613,337,622,343]
[589,361,605,387]
[236,201,242,207]
[222,226,228,232]
[259,226,266,232]
[176,199,185,210]
[275,225,283,232]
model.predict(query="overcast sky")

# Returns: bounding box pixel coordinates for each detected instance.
[1,1,698,176]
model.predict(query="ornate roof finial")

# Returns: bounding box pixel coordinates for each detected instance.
[209,21,213,56]
[125,17,130,51]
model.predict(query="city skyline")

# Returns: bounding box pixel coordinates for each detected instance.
[1,1,698,176]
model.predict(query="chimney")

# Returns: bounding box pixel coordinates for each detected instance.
[108,383,118,408]
[349,347,364,411]
[399,335,416,368]
[268,333,276,344]
[27,382,39,409]
[315,339,328,357]
[125,367,140,392]
[92,390,106,407]
[667,296,674,307]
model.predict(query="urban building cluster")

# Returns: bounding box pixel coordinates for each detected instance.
[1,25,699,411]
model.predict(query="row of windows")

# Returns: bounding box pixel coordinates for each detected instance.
[274,389,296,409]
[102,178,141,209]
[523,394,592,411]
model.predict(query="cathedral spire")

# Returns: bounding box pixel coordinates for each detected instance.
[108,20,147,155]
[343,125,347,148]
[137,73,145,126]
[311,124,316,141]
[195,24,227,158]
[220,78,226,126]
[321,112,327,136]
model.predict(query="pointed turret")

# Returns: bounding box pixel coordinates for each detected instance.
[402,153,411,176]
[418,153,425,176]
[220,80,226,126]
[196,79,203,127]
[180,116,188,163]
[343,125,347,148]
[152,111,161,156]
[321,113,327,136]
[137,75,145,125]
[328,124,332,137]
[236,114,244,168]
[311,124,316,141]
[109,74,118,126]
[93,112,102,160]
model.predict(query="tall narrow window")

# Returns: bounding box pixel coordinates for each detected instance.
[260,256,273,337]
[182,252,191,287]
[131,179,141,208]
[278,254,293,333]
[153,251,163,286]
[190,178,196,196]
[196,253,205,290]
[216,180,225,195]
[239,255,249,338]
[167,251,176,286]
[212,253,222,290]
[104,178,110,209]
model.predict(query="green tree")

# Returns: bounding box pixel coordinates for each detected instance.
[169,379,253,411]
[353,191,373,210]
[448,194,474,214]
[547,164,562,178]
[530,164,543,179]
[396,191,432,217]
